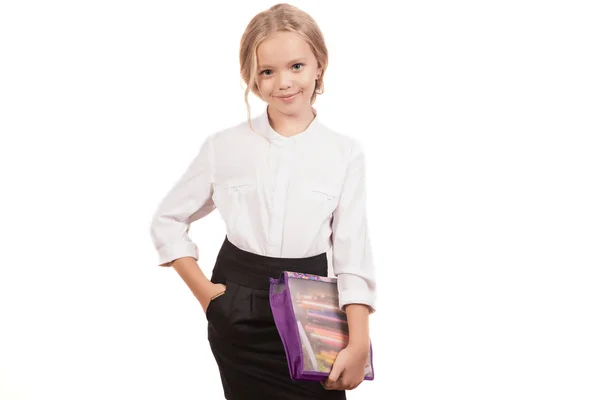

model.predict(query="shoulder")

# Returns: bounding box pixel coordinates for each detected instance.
[197,116,259,151]
[209,117,254,142]
[316,121,365,162]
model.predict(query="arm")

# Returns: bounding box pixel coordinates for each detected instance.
[324,140,375,390]
[331,140,376,342]
[172,257,222,312]
[149,135,223,310]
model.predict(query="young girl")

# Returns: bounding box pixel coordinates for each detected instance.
[150,4,376,399]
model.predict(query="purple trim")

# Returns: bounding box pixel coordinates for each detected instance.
[284,271,337,283]
[269,276,303,380]
[368,341,375,380]
[269,277,293,379]
[283,272,306,380]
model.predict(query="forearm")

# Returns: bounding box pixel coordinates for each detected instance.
[172,257,213,304]
[345,304,370,348]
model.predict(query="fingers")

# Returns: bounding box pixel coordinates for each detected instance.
[322,376,364,391]
[328,357,344,382]
[321,347,365,391]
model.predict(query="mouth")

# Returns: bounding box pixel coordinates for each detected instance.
[275,92,300,102]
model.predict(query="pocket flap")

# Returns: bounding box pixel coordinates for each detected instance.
[226,177,255,189]
[308,181,341,199]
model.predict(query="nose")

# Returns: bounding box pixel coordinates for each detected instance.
[277,71,292,90]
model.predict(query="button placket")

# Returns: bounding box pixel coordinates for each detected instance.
[266,140,293,255]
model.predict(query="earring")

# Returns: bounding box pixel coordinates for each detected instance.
[315,75,323,94]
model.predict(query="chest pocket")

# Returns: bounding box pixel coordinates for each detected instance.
[226,177,255,192]
[303,180,342,217]
[310,182,340,200]
[212,176,256,227]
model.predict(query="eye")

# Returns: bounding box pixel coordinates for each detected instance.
[292,63,304,71]
[260,69,273,76]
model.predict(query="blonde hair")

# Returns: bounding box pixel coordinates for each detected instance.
[239,3,328,131]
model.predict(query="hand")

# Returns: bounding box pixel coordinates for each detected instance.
[200,282,226,313]
[321,343,369,391]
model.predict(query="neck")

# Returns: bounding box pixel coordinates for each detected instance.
[267,106,316,137]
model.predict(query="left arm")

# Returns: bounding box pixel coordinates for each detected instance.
[324,140,376,390]
[332,140,376,316]
[346,304,371,349]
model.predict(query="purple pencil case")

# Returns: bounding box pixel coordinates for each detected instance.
[269,271,375,382]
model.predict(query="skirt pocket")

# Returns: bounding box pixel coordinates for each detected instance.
[205,279,235,323]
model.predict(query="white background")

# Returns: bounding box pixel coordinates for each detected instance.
[1,1,599,399]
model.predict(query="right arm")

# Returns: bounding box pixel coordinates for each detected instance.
[172,257,224,312]
[149,134,224,311]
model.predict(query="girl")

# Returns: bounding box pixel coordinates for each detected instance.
[150,4,376,399]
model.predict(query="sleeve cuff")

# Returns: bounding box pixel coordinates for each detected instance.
[157,242,199,267]
[337,273,377,314]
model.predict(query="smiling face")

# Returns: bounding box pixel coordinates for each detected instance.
[256,31,322,117]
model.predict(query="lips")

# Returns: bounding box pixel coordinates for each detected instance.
[275,92,300,103]
[277,92,299,99]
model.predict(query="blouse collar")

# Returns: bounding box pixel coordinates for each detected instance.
[255,105,320,146]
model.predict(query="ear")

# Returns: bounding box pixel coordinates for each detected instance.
[316,66,323,79]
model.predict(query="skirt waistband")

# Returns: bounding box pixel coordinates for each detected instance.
[211,236,328,290]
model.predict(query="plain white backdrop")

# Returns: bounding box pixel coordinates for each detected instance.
[1,0,599,399]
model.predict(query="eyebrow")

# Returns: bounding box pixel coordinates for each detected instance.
[258,58,307,70]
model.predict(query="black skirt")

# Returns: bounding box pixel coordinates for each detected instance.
[206,236,346,400]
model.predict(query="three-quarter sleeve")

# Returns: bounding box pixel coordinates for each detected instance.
[331,140,377,313]
[149,134,216,267]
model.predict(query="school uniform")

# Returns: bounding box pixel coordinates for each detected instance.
[150,106,376,400]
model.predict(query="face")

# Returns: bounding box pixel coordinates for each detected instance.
[256,31,322,116]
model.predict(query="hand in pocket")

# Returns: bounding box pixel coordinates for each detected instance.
[202,282,227,313]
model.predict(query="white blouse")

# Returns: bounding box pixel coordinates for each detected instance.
[149,107,376,312]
